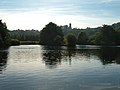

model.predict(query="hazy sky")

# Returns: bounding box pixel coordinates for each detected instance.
[0,0,120,30]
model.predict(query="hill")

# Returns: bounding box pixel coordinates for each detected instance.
[62,22,120,37]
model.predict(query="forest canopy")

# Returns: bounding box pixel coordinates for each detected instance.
[0,20,10,47]
[1,20,120,47]
[39,22,63,45]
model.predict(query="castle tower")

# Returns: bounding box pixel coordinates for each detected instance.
[69,23,72,29]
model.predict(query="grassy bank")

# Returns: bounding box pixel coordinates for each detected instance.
[20,41,39,45]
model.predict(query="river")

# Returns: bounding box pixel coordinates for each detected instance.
[0,45,120,90]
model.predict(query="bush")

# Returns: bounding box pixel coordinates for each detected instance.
[77,32,88,45]
[10,39,20,45]
[65,33,77,46]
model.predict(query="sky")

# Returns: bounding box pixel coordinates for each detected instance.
[0,0,120,30]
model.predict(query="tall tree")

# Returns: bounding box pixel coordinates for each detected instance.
[39,22,63,45]
[115,31,120,45]
[93,25,116,45]
[65,33,77,46]
[77,32,88,45]
[0,20,9,46]
[0,20,8,41]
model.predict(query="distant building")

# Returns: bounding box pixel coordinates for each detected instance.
[61,23,72,30]
[61,25,68,30]
[69,23,72,29]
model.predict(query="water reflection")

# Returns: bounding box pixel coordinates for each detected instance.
[0,50,8,73]
[0,45,120,90]
[77,47,120,65]
[42,46,120,68]
[66,46,76,58]
[93,47,120,65]
[42,46,62,69]
[77,46,120,65]
[1,45,120,71]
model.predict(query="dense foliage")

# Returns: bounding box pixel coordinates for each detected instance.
[62,23,120,46]
[10,39,20,45]
[39,22,63,45]
[91,25,117,45]
[77,32,88,45]
[9,30,40,41]
[1,20,120,46]
[0,20,10,47]
[65,33,77,46]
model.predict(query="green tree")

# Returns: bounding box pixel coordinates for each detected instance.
[0,35,4,45]
[54,35,63,45]
[9,30,40,41]
[0,20,9,47]
[10,39,20,45]
[90,32,103,45]
[65,33,76,46]
[0,20,8,41]
[77,32,88,45]
[39,22,63,45]
[93,25,116,45]
[116,31,120,45]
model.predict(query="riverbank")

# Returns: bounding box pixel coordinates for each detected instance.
[20,41,39,45]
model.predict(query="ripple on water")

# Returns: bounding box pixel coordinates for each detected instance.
[0,45,120,90]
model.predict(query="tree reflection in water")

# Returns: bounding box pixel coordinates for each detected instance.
[42,46,120,69]
[94,47,120,65]
[65,46,77,65]
[0,50,8,73]
[0,46,120,72]
[41,46,76,69]
[41,46,62,69]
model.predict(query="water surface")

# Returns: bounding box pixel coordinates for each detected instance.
[0,45,120,90]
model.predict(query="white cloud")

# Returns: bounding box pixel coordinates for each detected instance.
[101,0,113,3]
[0,0,120,30]
[0,8,119,30]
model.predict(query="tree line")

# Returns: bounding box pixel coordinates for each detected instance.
[0,20,120,47]
[9,30,40,41]
[40,22,120,46]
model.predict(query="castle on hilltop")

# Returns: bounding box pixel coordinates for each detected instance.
[60,23,72,30]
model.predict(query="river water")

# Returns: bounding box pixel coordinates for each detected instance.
[0,45,120,90]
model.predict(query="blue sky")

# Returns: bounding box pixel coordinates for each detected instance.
[0,0,120,30]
